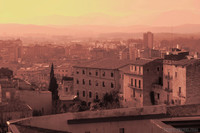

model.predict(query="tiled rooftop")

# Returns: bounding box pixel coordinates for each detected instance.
[165,59,200,66]
[73,58,131,69]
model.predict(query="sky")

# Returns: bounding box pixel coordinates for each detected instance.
[0,0,200,26]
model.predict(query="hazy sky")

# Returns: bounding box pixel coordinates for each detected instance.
[0,0,200,26]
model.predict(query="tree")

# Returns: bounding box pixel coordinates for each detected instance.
[102,90,120,109]
[48,63,59,113]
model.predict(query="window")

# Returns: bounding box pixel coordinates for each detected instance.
[139,80,141,88]
[83,79,85,85]
[179,87,181,94]
[135,79,137,87]
[131,78,133,86]
[89,92,92,98]
[65,87,68,92]
[168,72,170,77]
[111,82,114,88]
[89,80,91,85]
[96,71,98,76]
[76,71,79,74]
[96,81,98,86]
[147,69,149,72]
[82,70,85,74]
[111,72,114,77]
[62,70,64,72]
[135,66,137,71]
[102,81,105,87]
[103,72,105,76]
[65,70,68,72]
[157,93,160,99]
[77,90,79,97]
[83,91,85,97]
[119,128,125,133]
[77,80,79,84]
[96,93,99,99]
[89,72,92,75]
[157,67,160,71]
[6,92,11,99]
[175,72,177,78]
[133,89,135,97]
[139,67,141,73]
[167,81,169,89]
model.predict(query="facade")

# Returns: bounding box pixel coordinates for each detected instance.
[18,90,52,115]
[119,48,130,60]
[153,59,200,106]
[54,64,73,82]
[143,32,154,49]
[16,66,50,90]
[120,59,163,107]
[0,39,23,63]
[89,48,108,59]
[73,58,130,103]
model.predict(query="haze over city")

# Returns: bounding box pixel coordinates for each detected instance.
[0,0,200,37]
[1,0,200,133]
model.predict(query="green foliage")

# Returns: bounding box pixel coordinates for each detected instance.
[102,90,120,109]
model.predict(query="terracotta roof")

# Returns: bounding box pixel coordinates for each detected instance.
[73,58,131,69]
[130,59,154,66]
[166,59,200,66]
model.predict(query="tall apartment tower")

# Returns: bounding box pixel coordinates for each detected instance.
[143,32,154,49]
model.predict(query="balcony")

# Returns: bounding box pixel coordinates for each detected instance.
[164,88,173,93]
[152,84,162,90]
[178,93,185,98]
[128,84,142,91]
[164,75,173,80]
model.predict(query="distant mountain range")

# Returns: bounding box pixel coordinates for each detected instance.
[0,23,200,38]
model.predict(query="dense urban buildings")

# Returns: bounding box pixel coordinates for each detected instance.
[1,31,200,133]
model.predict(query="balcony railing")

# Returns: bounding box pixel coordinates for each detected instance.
[164,75,173,80]
[178,93,185,98]
[128,84,142,91]
[152,84,162,90]
[164,88,173,93]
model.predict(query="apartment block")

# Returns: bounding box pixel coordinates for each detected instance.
[120,59,163,107]
[73,58,130,103]
[153,59,200,105]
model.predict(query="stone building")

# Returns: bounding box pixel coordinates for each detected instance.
[73,58,130,103]
[120,59,163,107]
[153,59,200,105]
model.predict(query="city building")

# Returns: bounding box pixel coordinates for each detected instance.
[89,48,108,60]
[54,64,73,82]
[16,65,50,90]
[0,39,23,63]
[120,59,163,107]
[143,32,154,49]
[73,58,131,103]
[153,58,200,105]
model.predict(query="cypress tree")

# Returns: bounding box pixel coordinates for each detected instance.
[48,63,59,113]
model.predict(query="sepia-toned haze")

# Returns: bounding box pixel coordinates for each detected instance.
[0,0,200,26]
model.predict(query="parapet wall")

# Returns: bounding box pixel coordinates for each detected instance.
[167,104,200,117]
[72,105,167,119]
